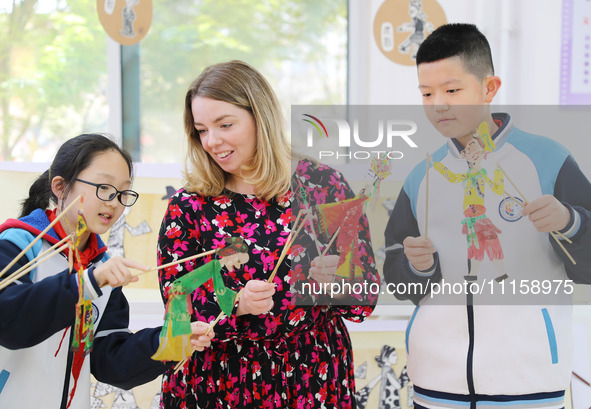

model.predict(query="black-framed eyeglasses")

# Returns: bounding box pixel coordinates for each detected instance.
[75,178,139,207]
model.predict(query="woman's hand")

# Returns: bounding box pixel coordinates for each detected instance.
[236,280,275,316]
[92,256,149,288]
[190,321,215,352]
[309,255,339,284]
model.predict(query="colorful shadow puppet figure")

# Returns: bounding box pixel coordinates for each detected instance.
[433,122,508,282]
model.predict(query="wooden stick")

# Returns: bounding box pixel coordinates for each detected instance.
[267,215,307,283]
[496,163,528,202]
[0,195,82,280]
[320,227,340,257]
[305,211,322,257]
[425,154,431,239]
[550,231,576,265]
[0,243,70,291]
[552,229,572,244]
[132,249,218,277]
[0,233,73,288]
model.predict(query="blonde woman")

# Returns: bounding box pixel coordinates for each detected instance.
[157,60,379,408]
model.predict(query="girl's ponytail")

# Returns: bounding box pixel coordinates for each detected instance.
[18,133,133,219]
[19,170,53,218]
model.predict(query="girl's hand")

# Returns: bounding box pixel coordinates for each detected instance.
[403,236,436,272]
[236,280,275,316]
[190,321,215,352]
[93,256,149,288]
[309,255,340,284]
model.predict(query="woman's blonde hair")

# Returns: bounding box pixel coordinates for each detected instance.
[183,60,291,201]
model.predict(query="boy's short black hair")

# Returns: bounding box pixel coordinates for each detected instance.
[416,23,494,80]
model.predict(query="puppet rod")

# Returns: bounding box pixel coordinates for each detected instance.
[0,243,70,291]
[0,233,74,289]
[0,195,82,281]
[132,249,218,277]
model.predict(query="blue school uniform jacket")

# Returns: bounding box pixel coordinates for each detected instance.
[384,113,591,408]
[0,209,170,409]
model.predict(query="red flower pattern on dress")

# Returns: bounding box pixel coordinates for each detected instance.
[156,159,379,409]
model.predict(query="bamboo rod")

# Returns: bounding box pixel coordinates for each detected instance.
[0,195,82,280]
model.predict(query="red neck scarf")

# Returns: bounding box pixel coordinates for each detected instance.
[46,209,100,270]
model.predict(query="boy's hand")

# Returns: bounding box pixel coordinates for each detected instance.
[309,255,339,284]
[236,280,275,316]
[190,321,215,352]
[93,256,148,288]
[521,195,571,233]
[403,236,436,272]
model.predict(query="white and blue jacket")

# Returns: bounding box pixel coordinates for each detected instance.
[384,113,591,409]
[0,209,170,409]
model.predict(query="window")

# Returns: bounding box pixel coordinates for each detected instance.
[0,0,109,161]
[138,0,348,163]
[1,0,347,163]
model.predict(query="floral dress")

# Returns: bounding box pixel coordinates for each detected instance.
[157,159,380,409]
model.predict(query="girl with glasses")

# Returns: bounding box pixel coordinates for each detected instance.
[0,133,214,409]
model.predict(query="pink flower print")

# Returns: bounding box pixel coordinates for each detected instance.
[288,309,306,325]
[261,381,272,395]
[264,315,280,333]
[165,222,182,239]
[297,160,311,176]
[280,297,294,311]
[212,236,227,249]
[277,190,293,207]
[334,188,346,202]
[248,199,269,218]
[313,186,329,204]
[277,231,290,247]
[224,373,239,390]
[260,250,278,272]
[264,218,277,234]
[278,210,292,228]
[290,264,306,283]
[252,361,261,378]
[214,212,234,228]
[318,362,328,380]
[172,239,188,254]
[186,195,205,212]
[193,287,208,305]
[213,195,232,209]
[236,211,248,224]
[315,385,328,402]
[239,222,258,239]
[168,203,182,219]
[187,227,200,240]
[289,244,305,263]
[199,215,212,231]
[328,173,344,192]
[243,265,256,281]
[285,362,294,377]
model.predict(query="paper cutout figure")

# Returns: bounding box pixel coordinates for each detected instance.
[152,237,248,361]
[433,122,508,282]
[355,345,411,409]
[397,0,434,60]
[106,207,151,259]
[120,0,139,38]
